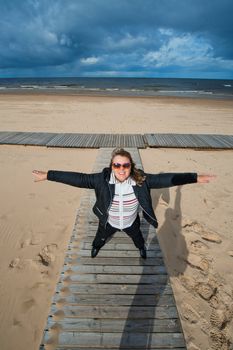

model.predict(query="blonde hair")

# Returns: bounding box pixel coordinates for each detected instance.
[110,148,146,186]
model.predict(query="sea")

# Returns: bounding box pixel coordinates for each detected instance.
[0,77,233,100]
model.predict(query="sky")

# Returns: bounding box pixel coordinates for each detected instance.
[0,0,233,79]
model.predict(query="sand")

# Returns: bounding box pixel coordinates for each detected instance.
[141,148,233,350]
[0,93,233,350]
[1,94,233,134]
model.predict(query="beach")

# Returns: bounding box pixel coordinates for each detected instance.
[0,93,233,350]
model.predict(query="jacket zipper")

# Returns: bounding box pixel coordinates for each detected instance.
[96,207,103,215]
[140,205,157,223]
[105,180,113,228]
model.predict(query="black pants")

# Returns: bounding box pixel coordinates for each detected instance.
[92,215,145,249]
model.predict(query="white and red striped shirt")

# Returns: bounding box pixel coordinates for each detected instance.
[108,172,139,230]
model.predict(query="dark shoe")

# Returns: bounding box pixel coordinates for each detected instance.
[91,246,100,258]
[139,247,147,259]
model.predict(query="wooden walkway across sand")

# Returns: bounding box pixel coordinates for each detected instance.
[1,131,233,149]
[39,148,186,350]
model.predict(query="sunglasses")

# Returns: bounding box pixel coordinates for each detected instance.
[112,162,131,169]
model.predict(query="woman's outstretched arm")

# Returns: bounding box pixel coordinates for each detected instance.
[32,169,99,189]
[145,172,216,188]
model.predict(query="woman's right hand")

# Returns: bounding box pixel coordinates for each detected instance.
[32,170,48,182]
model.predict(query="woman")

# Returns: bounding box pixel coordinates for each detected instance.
[32,148,215,259]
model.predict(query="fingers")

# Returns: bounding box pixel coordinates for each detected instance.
[32,170,47,182]
[197,174,216,183]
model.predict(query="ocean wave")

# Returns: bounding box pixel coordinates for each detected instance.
[105,88,120,91]
[53,85,72,89]
[158,90,213,95]
[20,85,41,89]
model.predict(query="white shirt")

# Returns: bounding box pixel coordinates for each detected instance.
[108,172,139,230]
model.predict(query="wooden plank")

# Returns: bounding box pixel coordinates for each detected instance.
[60,273,168,284]
[15,132,57,145]
[212,135,233,148]
[77,233,157,242]
[89,133,97,147]
[64,256,165,266]
[83,226,157,236]
[78,242,161,251]
[45,347,185,350]
[46,133,66,146]
[144,133,233,149]
[74,235,159,244]
[0,131,21,143]
[62,264,167,274]
[204,134,233,148]
[50,305,179,319]
[174,134,189,148]
[52,293,174,306]
[0,131,23,144]
[69,249,164,258]
[196,134,220,148]
[55,283,172,295]
[54,348,186,350]
[43,331,185,347]
[155,134,172,147]
[46,317,182,333]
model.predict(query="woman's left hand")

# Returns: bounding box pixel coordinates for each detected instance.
[197,174,216,183]
[32,170,48,182]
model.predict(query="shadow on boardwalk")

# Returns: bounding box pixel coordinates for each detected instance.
[119,186,187,349]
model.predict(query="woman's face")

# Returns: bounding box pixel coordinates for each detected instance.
[111,155,131,182]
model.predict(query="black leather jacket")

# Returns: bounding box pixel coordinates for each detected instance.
[47,168,197,228]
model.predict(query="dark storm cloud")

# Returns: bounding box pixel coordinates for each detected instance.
[0,0,233,77]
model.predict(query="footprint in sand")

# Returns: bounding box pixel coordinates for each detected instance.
[190,239,209,252]
[13,318,22,327]
[182,219,222,244]
[38,243,58,266]
[9,257,21,268]
[179,275,197,292]
[181,303,200,324]
[21,298,36,313]
[20,239,31,248]
[200,230,222,244]
[185,253,211,273]
[20,232,42,248]
[195,282,217,301]
[210,328,229,350]
[9,257,39,270]
[210,309,228,329]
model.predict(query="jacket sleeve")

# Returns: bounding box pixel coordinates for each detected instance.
[145,172,197,189]
[47,170,99,189]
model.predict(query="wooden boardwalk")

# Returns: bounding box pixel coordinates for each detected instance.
[144,133,233,149]
[0,131,145,148]
[39,148,186,350]
[1,131,233,149]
